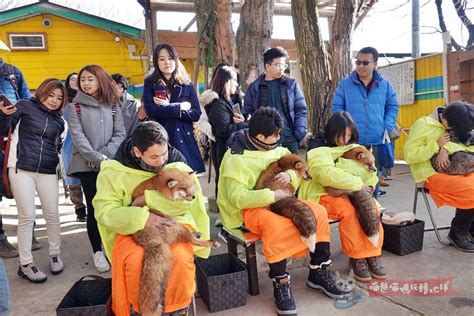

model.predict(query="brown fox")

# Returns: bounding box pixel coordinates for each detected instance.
[255,154,317,252]
[131,169,217,316]
[324,146,380,247]
[431,151,474,175]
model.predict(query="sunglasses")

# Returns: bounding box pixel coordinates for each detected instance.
[355,60,373,66]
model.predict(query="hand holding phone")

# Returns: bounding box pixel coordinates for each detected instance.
[155,90,167,100]
[0,94,17,116]
[232,103,242,115]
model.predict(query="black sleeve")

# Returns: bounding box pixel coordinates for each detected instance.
[168,145,187,164]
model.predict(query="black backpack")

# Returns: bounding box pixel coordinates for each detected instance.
[0,63,20,100]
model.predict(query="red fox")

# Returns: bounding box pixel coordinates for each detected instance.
[255,154,317,252]
[131,168,217,316]
[324,146,380,247]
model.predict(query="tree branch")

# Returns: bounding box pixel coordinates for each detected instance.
[436,0,463,50]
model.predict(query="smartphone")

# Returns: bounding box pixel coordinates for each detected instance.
[0,94,14,109]
[232,103,242,115]
[154,90,168,100]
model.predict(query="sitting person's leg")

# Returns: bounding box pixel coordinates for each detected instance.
[111,235,196,316]
[163,243,196,314]
[243,201,342,315]
[319,194,386,281]
[425,173,474,252]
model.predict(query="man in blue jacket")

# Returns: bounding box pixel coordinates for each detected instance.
[0,47,32,258]
[332,46,399,197]
[244,47,307,153]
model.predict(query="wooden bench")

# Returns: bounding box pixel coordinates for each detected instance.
[221,219,340,296]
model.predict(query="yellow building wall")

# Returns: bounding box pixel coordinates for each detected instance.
[395,54,445,159]
[0,14,147,91]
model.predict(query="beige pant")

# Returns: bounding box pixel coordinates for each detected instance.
[9,168,61,265]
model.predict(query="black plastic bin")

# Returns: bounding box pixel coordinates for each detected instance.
[56,275,113,316]
[196,253,248,313]
[382,219,425,255]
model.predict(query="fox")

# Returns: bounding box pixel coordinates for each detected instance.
[431,151,474,175]
[255,154,317,252]
[430,129,474,175]
[324,146,380,247]
[131,168,218,316]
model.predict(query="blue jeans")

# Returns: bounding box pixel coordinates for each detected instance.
[0,258,9,315]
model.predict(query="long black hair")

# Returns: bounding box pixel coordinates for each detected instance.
[148,43,190,92]
[65,72,78,102]
[443,101,474,144]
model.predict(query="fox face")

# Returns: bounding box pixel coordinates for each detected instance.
[277,154,312,180]
[343,146,376,172]
[150,169,197,201]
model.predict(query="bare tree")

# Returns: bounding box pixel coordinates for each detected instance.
[194,0,235,80]
[435,0,474,50]
[292,0,370,132]
[236,0,274,91]
[452,0,474,49]
[292,0,332,133]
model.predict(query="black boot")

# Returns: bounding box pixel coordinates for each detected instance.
[447,209,474,252]
[306,242,346,299]
[272,274,297,316]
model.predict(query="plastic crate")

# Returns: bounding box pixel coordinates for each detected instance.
[196,253,248,313]
[382,219,425,255]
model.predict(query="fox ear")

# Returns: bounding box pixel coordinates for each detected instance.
[294,161,303,169]
[167,179,178,188]
[357,152,366,160]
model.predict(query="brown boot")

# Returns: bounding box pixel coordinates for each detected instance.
[366,256,387,279]
[349,258,371,282]
[379,176,389,187]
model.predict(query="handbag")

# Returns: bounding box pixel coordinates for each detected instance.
[56,275,113,316]
[0,127,13,199]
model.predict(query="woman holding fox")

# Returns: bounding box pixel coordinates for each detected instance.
[299,111,386,282]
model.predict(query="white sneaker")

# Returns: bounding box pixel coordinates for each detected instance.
[93,251,110,273]
[50,255,64,275]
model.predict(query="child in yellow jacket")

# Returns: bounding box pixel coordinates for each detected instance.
[299,112,385,282]
[218,107,347,316]
[404,102,474,252]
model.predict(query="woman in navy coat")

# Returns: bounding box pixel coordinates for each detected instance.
[142,43,205,173]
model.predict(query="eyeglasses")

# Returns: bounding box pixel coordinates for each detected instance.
[272,63,288,70]
[355,60,373,66]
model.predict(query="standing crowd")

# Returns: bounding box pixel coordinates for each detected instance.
[0,43,473,316]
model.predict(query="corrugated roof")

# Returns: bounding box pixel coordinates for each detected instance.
[0,2,143,39]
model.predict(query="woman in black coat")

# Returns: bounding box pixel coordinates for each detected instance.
[202,65,248,191]
[0,79,66,283]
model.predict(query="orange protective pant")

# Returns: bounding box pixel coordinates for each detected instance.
[111,235,195,315]
[425,173,474,209]
[319,195,383,259]
[243,200,330,263]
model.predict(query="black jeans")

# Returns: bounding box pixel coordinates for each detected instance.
[268,242,331,278]
[75,172,102,253]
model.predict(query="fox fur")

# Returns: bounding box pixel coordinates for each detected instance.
[324,146,380,247]
[131,169,217,316]
[132,168,198,201]
[255,154,317,252]
[431,151,474,175]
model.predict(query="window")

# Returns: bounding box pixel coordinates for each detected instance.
[8,33,47,51]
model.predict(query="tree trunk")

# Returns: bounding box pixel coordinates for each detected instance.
[452,0,474,49]
[214,0,235,65]
[331,0,363,90]
[435,0,463,51]
[292,0,332,133]
[236,0,274,91]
